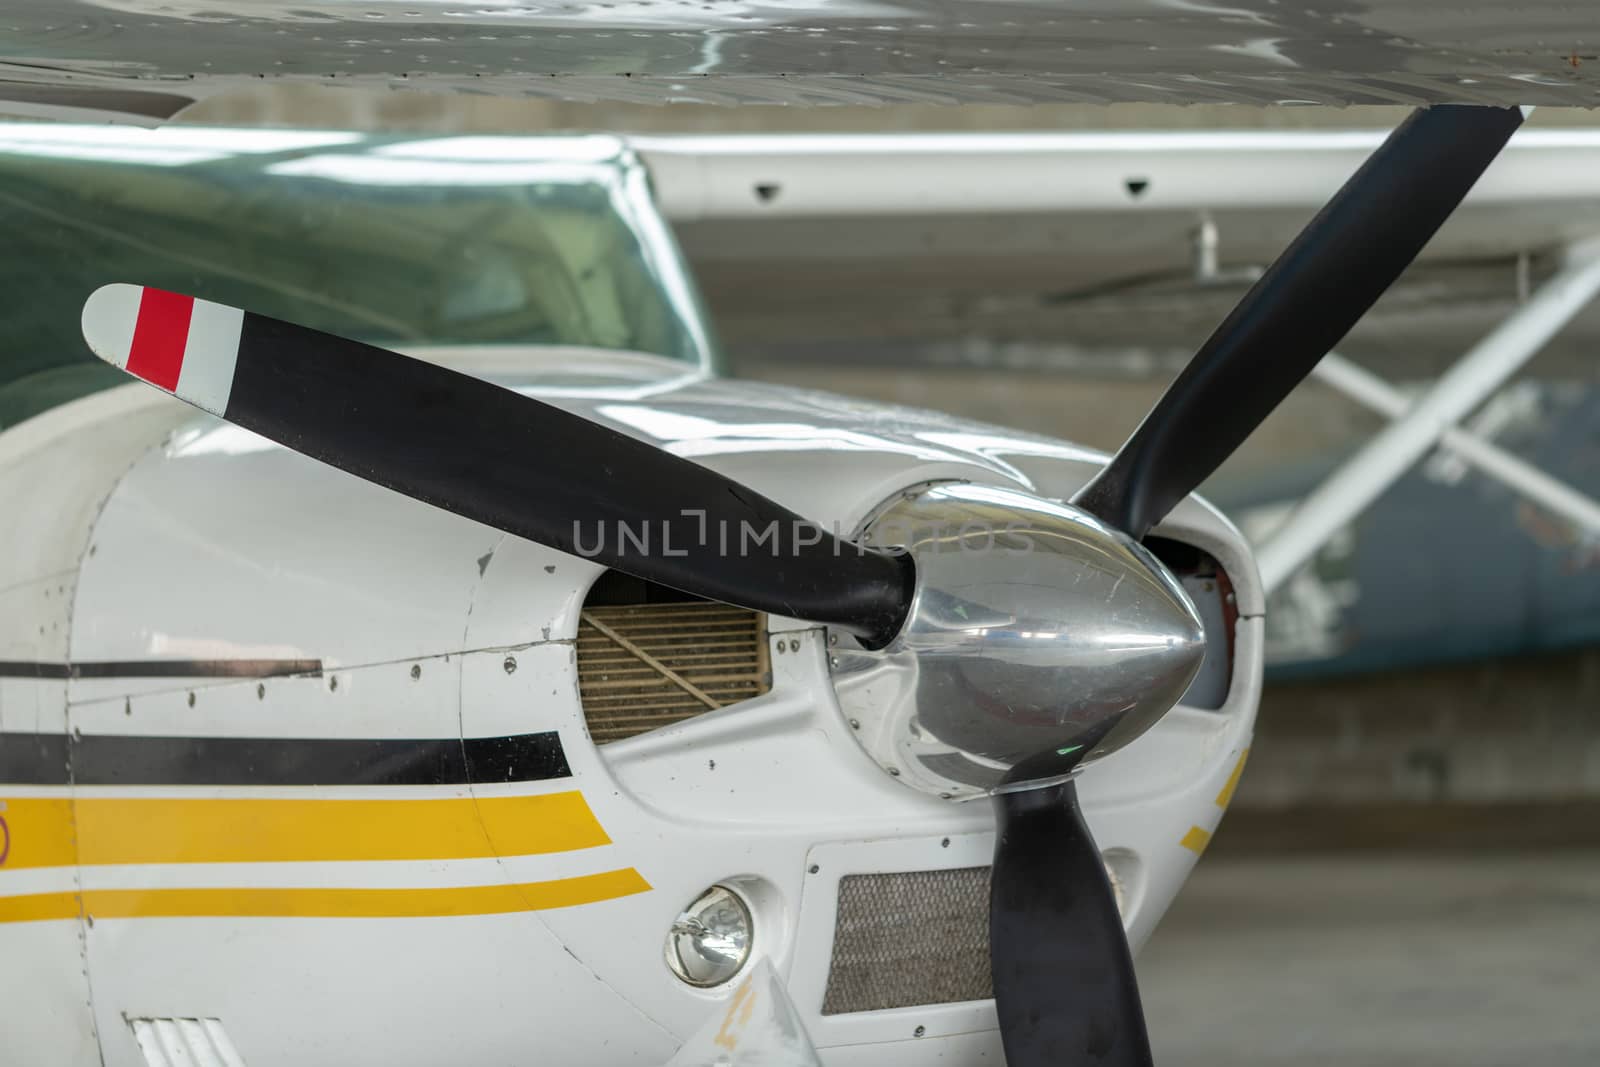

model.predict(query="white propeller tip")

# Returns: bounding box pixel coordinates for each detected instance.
[81,282,145,371]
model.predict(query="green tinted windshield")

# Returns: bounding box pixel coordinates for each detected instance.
[0,127,714,431]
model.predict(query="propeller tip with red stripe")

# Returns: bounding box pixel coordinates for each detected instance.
[83,283,243,417]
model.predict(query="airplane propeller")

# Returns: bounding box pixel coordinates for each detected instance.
[82,103,1522,1067]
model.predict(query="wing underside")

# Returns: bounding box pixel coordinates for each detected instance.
[0,0,1595,120]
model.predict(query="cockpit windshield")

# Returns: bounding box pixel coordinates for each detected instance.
[0,126,716,431]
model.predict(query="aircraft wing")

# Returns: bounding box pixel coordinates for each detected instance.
[0,0,1596,122]
[629,129,1600,366]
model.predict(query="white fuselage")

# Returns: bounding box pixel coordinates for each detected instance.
[0,349,1261,1066]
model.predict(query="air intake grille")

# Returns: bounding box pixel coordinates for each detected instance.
[576,601,770,744]
[822,867,993,1015]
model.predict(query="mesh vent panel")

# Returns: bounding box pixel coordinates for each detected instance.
[577,601,770,744]
[822,867,993,1015]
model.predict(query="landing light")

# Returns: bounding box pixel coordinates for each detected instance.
[665,885,753,988]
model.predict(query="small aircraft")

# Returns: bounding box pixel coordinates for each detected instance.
[0,98,1531,1067]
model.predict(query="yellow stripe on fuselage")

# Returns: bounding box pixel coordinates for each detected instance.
[1178,825,1212,854]
[0,798,76,869]
[0,868,651,924]
[0,792,608,869]
[1214,748,1251,809]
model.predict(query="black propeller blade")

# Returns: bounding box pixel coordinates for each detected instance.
[1074,104,1525,539]
[993,780,1149,1067]
[996,104,1523,1067]
[79,286,912,645]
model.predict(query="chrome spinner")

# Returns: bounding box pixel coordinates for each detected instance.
[830,482,1206,800]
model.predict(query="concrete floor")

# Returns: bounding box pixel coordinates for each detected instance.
[1138,850,1600,1066]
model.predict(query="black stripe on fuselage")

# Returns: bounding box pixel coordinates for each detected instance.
[0,659,323,680]
[0,731,569,786]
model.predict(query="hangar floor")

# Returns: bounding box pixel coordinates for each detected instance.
[1139,847,1600,1066]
